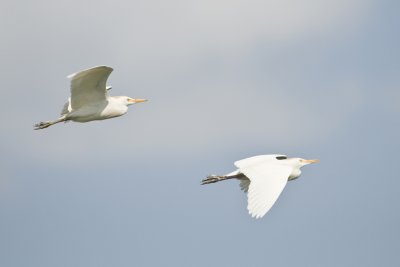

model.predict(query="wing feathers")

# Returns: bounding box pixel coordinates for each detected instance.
[68,66,113,110]
[240,163,292,218]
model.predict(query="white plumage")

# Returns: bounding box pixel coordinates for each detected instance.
[202,154,318,219]
[34,66,147,129]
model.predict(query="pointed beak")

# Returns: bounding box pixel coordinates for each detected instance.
[129,99,148,104]
[302,159,319,164]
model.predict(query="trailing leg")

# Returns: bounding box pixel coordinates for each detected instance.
[34,116,67,130]
[201,172,246,185]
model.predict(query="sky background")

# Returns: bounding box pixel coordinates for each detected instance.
[1,0,399,266]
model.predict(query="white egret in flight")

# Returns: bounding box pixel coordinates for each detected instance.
[34,66,147,130]
[202,155,318,219]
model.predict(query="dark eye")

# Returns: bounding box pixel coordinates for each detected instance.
[276,156,287,160]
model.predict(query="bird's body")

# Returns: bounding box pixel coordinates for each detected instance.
[34,66,147,129]
[66,96,128,122]
[202,154,318,219]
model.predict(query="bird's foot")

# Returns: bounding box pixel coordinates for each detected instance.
[34,121,52,130]
[201,175,226,185]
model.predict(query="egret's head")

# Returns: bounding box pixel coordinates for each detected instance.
[124,97,148,106]
[299,158,319,167]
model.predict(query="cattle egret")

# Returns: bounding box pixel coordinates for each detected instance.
[201,155,318,219]
[34,66,147,129]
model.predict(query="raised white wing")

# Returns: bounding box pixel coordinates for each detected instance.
[67,66,113,110]
[240,162,292,219]
[60,85,112,115]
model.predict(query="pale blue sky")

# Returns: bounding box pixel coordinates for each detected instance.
[1,0,399,266]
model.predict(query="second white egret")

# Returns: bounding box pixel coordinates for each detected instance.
[202,154,318,219]
[34,66,147,130]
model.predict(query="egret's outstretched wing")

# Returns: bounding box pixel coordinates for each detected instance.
[60,85,112,115]
[67,66,113,110]
[239,163,292,219]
